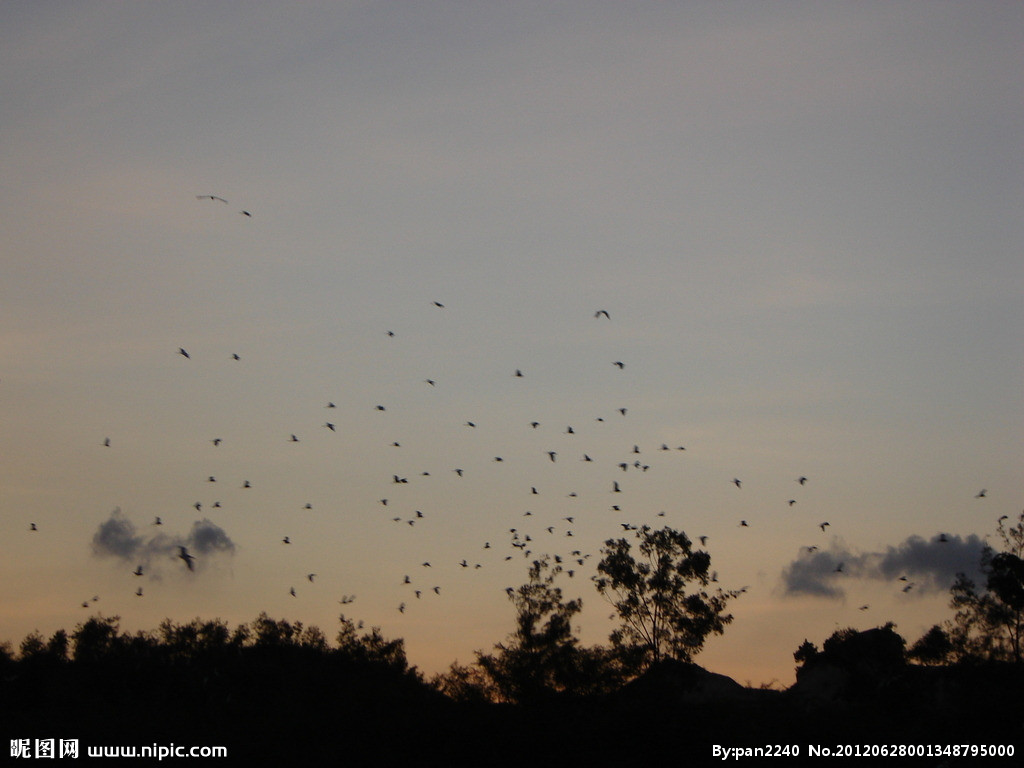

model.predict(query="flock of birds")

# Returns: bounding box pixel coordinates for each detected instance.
[22,193,995,647]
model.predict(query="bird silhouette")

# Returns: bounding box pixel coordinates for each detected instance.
[976,489,987,498]
[135,587,143,597]
[819,522,830,531]
[196,195,228,204]
[178,546,196,571]
[133,565,143,576]
[732,478,742,489]
[178,348,190,359]
[612,361,625,369]
[594,310,610,319]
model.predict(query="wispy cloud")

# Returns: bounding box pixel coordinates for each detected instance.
[91,509,235,575]
[780,533,987,600]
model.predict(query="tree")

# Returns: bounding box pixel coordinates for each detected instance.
[593,525,740,669]
[473,556,604,703]
[336,614,409,672]
[908,624,953,665]
[947,511,1024,663]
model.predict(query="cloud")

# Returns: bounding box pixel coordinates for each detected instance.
[91,508,144,560]
[91,509,235,575]
[780,533,987,600]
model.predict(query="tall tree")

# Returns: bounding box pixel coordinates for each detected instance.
[948,511,1024,663]
[593,525,740,669]
[474,557,587,703]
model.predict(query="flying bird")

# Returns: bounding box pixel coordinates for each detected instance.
[178,546,196,571]
[612,361,625,369]
[178,348,190,359]
[196,195,228,203]
[976,489,987,498]
[797,477,808,485]
[732,478,742,489]
[594,310,610,319]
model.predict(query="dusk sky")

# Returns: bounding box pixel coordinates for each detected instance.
[2,1,1021,686]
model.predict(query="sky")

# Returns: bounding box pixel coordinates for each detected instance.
[1,1,1021,687]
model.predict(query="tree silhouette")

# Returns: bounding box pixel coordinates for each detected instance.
[474,556,586,703]
[907,624,953,665]
[593,525,740,669]
[948,512,1024,663]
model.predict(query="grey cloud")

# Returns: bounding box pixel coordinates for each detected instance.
[780,533,986,600]
[91,508,144,560]
[91,510,235,574]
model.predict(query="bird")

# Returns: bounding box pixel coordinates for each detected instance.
[858,604,869,611]
[612,361,625,369]
[135,587,143,597]
[289,434,299,442]
[231,353,240,360]
[976,489,987,498]
[732,478,742,489]
[282,536,291,544]
[398,602,406,613]
[326,402,336,408]
[153,516,163,526]
[178,546,196,571]
[514,369,524,377]
[307,573,316,582]
[132,565,143,576]
[595,310,610,319]
[788,499,797,507]
[324,422,335,431]
[178,347,190,359]
[739,520,749,527]
[103,437,111,447]
[547,451,557,462]
[835,562,844,573]
[196,195,228,204]
[211,438,222,446]
[699,536,708,546]
[797,477,808,485]
[289,587,297,597]
[239,210,252,217]
[612,481,622,493]
[819,522,830,531]
[432,301,444,308]
[29,523,37,531]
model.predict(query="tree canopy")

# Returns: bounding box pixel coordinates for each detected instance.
[593,525,740,668]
